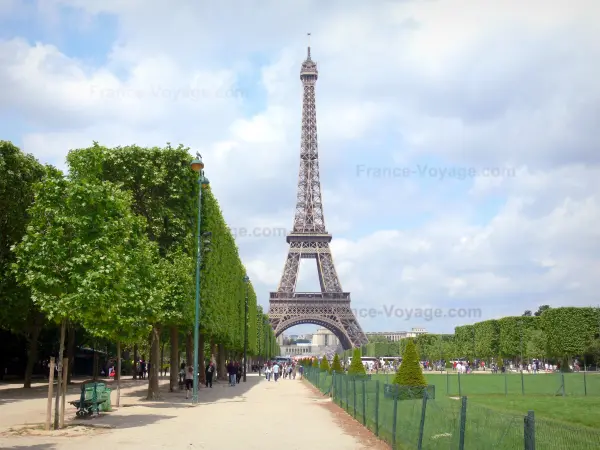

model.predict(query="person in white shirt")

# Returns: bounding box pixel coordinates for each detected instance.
[272,363,280,382]
[265,364,272,381]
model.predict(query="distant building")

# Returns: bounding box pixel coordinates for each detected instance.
[311,328,340,347]
[365,328,427,342]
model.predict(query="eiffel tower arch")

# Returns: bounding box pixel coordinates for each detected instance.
[268,39,368,350]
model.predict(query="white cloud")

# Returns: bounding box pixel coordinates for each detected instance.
[1,0,599,335]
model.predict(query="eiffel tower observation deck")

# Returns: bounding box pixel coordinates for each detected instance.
[268,36,368,350]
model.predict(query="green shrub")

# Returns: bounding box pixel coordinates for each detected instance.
[320,357,330,373]
[348,348,366,375]
[312,358,318,368]
[393,339,427,387]
[331,353,343,373]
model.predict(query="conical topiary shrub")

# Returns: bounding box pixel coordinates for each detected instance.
[312,358,318,368]
[347,348,366,376]
[393,339,427,387]
[331,353,343,373]
[320,357,330,373]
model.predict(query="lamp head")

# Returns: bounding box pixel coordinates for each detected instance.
[191,153,204,173]
[243,275,249,283]
[201,177,210,188]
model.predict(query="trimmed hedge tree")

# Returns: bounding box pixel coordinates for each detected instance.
[331,353,343,373]
[393,339,427,387]
[348,348,366,375]
[320,356,330,373]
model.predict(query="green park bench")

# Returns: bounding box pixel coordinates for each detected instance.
[69,382,112,417]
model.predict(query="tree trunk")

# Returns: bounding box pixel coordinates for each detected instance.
[217,343,226,380]
[185,332,192,367]
[23,314,43,388]
[199,333,206,384]
[133,344,138,379]
[53,318,66,429]
[147,325,161,400]
[169,326,179,392]
[66,324,76,383]
[116,341,121,407]
[160,341,165,377]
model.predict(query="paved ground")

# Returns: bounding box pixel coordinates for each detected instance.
[0,374,386,449]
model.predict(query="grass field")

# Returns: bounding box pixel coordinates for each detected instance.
[307,370,600,449]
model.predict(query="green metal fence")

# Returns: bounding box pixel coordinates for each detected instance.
[303,367,600,449]
[368,371,600,397]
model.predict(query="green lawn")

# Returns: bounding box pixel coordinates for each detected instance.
[307,370,600,449]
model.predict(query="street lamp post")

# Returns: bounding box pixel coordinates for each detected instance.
[243,275,249,382]
[191,153,210,404]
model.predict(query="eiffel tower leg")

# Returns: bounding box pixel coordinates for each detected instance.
[316,245,343,293]
[277,250,301,293]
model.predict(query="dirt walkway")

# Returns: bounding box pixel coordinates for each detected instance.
[0,374,383,449]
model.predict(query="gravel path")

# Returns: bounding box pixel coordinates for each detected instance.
[0,374,378,449]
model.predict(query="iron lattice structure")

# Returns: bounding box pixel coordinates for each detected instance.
[268,44,368,350]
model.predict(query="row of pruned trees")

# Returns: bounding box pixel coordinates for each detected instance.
[357,307,600,368]
[0,141,280,402]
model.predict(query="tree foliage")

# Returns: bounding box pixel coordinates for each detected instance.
[320,356,330,373]
[542,307,598,357]
[393,339,427,387]
[348,348,366,375]
[331,353,343,373]
[0,141,46,333]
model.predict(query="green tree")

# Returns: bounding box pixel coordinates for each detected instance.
[525,329,547,360]
[13,172,155,427]
[542,307,598,371]
[393,339,427,387]
[534,305,551,317]
[347,348,366,375]
[312,358,318,368]
[320,356,330,373]
[0,141,47,387]
[331,353,343,373]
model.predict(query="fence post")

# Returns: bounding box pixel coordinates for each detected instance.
[375,380,380,437]
[458,372,462,397]
[521,370,525,395]
[346,375,349,412]
[458,396,467,450]
[504,370,508,396]
[417,391,428,450]
[561,372,565,397]
[584,369,587,396]
[392,391,399,449]
[353,377,357,418]
[446,371,450,395]
[362,378,366,426]
[524,410,535,450]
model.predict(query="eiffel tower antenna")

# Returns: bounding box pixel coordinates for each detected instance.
[268,42,367,350]
[307,32,311,58]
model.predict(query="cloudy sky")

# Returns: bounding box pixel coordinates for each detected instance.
[2,0,599,335]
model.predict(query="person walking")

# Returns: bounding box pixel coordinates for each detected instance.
[185,366,193,399]
[205,361,214,388]
[227,361,236,386]
[272,362,280,382]
[265,363,272,381]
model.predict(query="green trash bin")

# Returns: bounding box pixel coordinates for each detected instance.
[99,388,112,412]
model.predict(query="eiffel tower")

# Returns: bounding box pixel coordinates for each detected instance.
[268,38,368,350]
